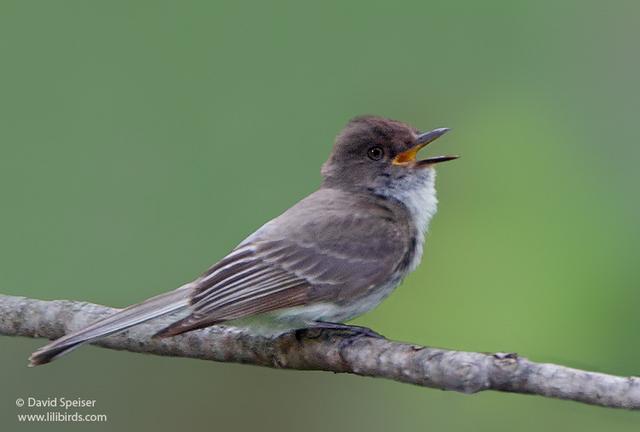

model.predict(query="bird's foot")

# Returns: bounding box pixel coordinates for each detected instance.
[293,321,385,341]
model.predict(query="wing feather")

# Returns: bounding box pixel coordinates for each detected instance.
[154,189,412,338]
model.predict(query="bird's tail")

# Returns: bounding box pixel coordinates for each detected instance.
[28,284,192,367]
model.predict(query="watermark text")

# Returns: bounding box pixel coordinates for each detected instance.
[15,396,107,423]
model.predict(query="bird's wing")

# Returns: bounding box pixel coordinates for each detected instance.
[154,190,410,337]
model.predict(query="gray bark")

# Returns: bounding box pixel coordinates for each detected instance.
[1,294,639,410]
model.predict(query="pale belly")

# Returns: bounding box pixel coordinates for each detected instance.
[223,274,405,337]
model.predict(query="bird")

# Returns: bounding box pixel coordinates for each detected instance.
[29,115,458,366]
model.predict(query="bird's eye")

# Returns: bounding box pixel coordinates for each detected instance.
[367,146,384,161]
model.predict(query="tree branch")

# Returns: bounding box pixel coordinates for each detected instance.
[1,294,638,410]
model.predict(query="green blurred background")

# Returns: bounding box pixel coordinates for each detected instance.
[1,0,639,430]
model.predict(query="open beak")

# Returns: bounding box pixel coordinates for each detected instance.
[392,127,458,167]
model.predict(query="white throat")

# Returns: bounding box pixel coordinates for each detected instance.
[377,169,438,271]
[380,169,438,231]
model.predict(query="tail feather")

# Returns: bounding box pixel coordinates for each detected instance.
[152,314,221,339]
[29,285,192,366]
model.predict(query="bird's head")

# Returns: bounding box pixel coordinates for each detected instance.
[321,115,457,195]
